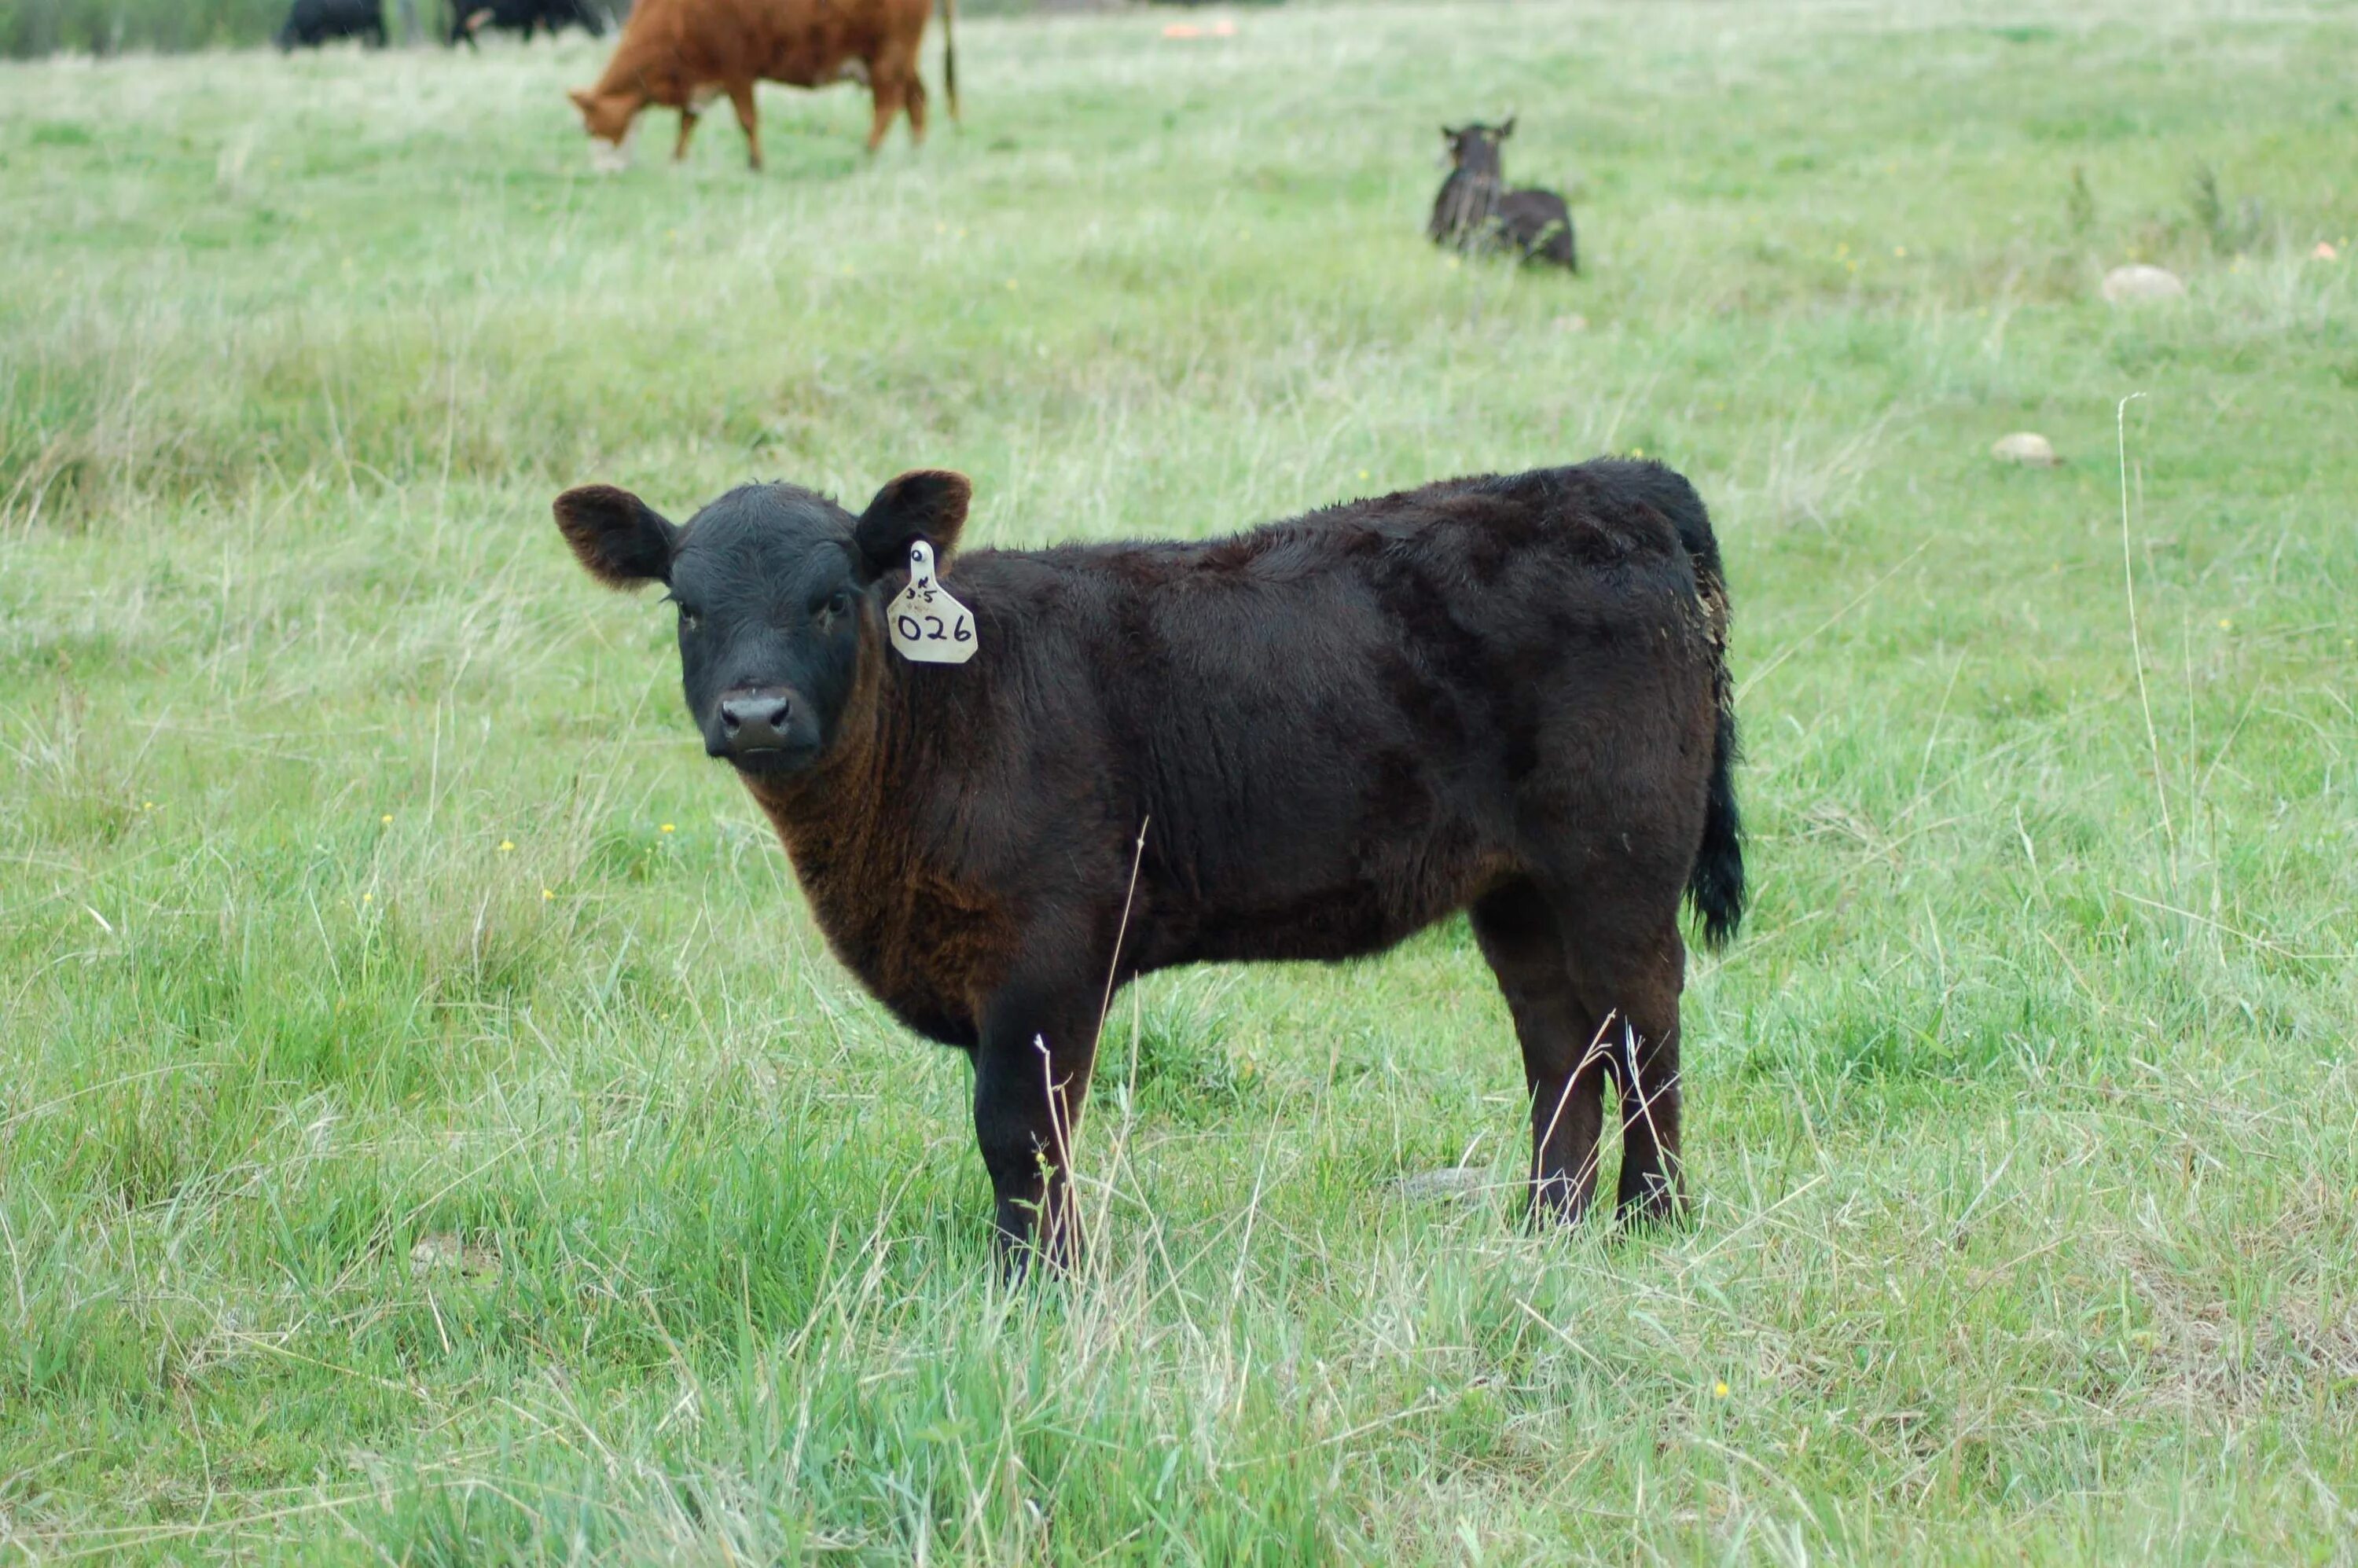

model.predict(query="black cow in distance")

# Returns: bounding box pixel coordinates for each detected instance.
[277,0,388,49]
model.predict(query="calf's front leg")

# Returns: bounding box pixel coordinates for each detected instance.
[971,981,1102,1275]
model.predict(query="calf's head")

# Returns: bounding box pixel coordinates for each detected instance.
[1441,118,1512,178]
[553,473,971,776]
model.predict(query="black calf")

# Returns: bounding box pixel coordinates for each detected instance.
[1431,119,1578,271]
[553,459,1739,1271]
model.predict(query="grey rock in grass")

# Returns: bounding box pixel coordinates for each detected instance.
[410,1233,501,1280]
[1395,1166,1497,1203]
[1991,431,2061,467]
[2101,264,2187,303]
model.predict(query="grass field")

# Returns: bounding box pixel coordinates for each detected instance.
[4,0,2357,1559]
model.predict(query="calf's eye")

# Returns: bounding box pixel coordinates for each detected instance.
[824,591,850,619]
[679,609,700,633]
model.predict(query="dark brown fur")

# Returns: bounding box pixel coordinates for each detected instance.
[744,644,1022,1046]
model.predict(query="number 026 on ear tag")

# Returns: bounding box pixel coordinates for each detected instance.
[887,541,977,665]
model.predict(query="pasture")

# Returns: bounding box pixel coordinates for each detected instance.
[3,0,2356,1559]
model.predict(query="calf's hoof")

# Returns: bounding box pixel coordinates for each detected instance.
[1615,1175,1689,1234]
[993,1204,1082,1282]
[1524,1179,1596,1230]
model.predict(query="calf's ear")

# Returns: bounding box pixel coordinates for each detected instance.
[553,485,678,588]
[854,469,972,578]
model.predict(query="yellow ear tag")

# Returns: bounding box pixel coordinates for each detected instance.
[887,541,977,665]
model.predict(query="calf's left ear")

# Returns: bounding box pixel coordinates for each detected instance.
[854,469,972,578]
[553,485,678,588]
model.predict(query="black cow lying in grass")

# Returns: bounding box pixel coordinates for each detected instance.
[554,459,1740,1271]
[277,0,387,49]
[1431,119,1578,270]
[450,0,604,46]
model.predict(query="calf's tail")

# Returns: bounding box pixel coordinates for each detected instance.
[1647,464,1744,950]
[939,0,959,121]
[1691,656,1744,951]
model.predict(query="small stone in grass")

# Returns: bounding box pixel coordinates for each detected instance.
[2313,241,2338,262]
[1992,431,2061,467]
[1395,1167,1494,1202]
[410,1233,501,1280]
[1553,313,1589,333]
[2101,263,2186,303]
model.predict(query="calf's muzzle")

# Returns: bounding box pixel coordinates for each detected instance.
[714,689,797,757]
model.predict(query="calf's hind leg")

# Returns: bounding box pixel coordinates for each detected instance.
[1471,879,1612,1223]
[1563,916,1688,1227]
[902,73,929,143]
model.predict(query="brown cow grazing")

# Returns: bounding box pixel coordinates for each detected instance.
[567,0,958,170]
[553,461,1743,1273]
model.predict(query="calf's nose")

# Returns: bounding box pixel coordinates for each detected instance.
[717,691,795,752]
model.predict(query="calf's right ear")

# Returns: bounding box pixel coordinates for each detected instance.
[553,485,678,589]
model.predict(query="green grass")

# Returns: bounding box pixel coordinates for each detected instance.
[2,0,291,58]
[3,1,2356,1560]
